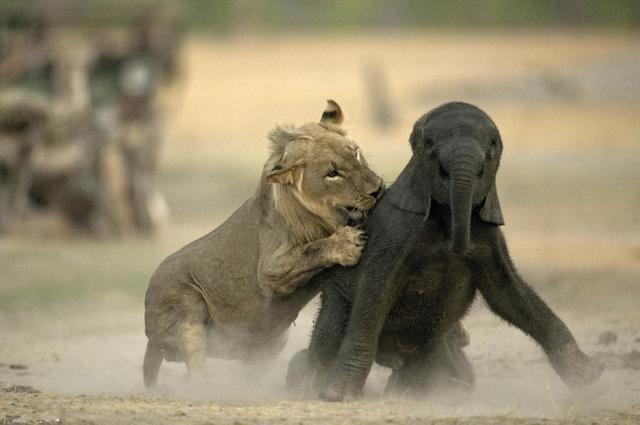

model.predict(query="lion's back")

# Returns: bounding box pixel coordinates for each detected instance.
[144,197,263,338]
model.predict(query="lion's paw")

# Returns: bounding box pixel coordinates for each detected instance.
[329,226,365,266]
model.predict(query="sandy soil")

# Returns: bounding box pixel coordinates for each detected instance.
[1,31,640,424]
[2,273,640,424]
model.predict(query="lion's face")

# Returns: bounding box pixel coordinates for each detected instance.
[266,101,383,227]
[293,126,382,221]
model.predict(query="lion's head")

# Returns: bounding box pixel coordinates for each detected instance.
[265,100,383,242]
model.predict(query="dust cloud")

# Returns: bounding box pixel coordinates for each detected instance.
[2,288,638,420]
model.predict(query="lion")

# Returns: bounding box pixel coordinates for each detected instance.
[143,100,384,387]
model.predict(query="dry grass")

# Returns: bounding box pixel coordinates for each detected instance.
[166,31,639,151]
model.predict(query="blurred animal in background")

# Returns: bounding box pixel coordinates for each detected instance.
[286,102,603,401]
[143,101,384,388]
[0,92,50,232]
[87,12,184,235]
[362,60,396,129]
[0,1,183,236]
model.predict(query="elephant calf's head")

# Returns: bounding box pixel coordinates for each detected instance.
[393,102,505,253]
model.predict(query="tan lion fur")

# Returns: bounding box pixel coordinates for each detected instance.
[143,101,383,387]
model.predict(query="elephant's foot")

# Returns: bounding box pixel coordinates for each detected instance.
[549,343,604,389]
[317,370,364,402]
[450,322,470,347]
[318,380,362,402]
[446,336,475,389]
[385,361,475,397]
[385,331,475,398]
[285,349,315,394]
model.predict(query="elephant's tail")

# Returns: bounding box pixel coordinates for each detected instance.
[143,340,163,388]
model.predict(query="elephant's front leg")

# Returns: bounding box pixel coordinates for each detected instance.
[312,220,414,402]
[258,226,364,296]
[318,259,405,401]
[476,231,603,389]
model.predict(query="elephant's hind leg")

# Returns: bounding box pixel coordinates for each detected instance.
[385,330,475,397]
[286,288,350,395]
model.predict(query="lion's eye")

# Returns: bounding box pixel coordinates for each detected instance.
[326,170,341,178]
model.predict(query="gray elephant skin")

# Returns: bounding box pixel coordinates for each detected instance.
[286,102,604,402]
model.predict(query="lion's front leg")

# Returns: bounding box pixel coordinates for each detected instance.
[258,226,364,296]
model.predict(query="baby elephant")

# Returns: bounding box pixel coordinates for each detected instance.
[287,102,604,401]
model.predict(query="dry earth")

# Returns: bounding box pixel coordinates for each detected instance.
[1,31,640,424]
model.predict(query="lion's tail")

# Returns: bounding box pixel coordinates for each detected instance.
[143,340,163,388]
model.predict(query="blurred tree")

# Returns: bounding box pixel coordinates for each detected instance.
[182,0,640,33]
[0,0,184,237]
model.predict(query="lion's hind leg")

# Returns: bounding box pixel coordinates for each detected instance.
[176,291,209,381]
[143,340,164,388]
[179,321,207,379]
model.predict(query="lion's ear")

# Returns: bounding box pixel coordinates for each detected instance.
[268,126,298,150]
[320,99,344,126]
[266,162,301,185]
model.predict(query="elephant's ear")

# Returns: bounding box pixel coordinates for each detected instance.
[387,156,432,217]
[479,182,504,225]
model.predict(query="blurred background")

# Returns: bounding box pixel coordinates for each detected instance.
[1,0,639,412]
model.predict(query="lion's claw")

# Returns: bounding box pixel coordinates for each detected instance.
[328,226,366,266]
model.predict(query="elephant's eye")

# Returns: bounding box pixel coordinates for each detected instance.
[0,164,10,181]
[326,169,342,178]
[489,138,497,147]
[438,164,449,179]
[424,137,434,148]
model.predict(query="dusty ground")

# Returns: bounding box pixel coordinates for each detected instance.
[1,31,640,424]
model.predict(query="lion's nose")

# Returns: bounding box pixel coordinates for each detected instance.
[369,180,385,200]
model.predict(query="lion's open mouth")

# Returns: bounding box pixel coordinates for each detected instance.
[344,206,359,214]
[343,205,365,224]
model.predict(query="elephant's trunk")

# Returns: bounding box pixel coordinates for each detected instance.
[448,146,483,254]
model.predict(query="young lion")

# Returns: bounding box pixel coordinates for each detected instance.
[143,100,383,387]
